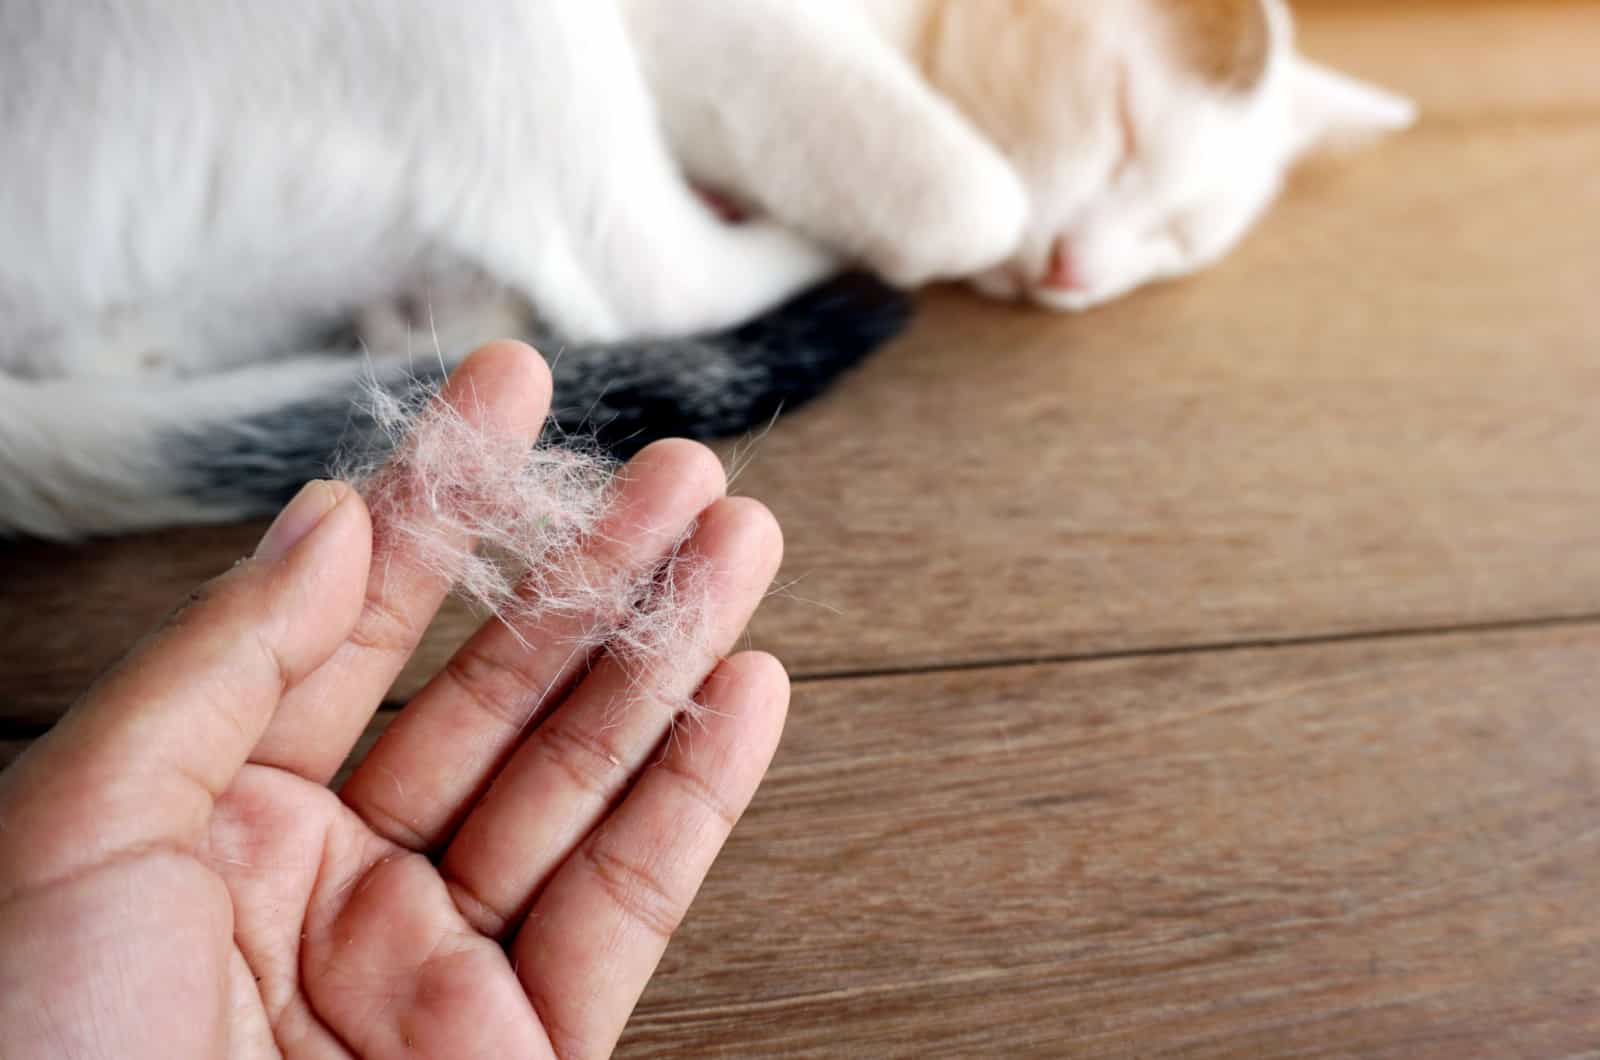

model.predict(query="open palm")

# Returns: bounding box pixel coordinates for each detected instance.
[0,343,788,1059]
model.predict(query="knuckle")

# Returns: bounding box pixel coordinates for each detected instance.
[533,722,629,806]
[521,976,590,1060]
[353,793,433,852]
[441,873,513,939]
[346,592,426,658]
[249,626,295,700]
[657,757,740,831]
[440,643,545,731]
[582,842,683,942]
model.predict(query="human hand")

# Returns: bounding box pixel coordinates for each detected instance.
[0,342,789,1058]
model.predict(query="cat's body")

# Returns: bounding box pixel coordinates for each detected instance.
[0,0,1412,538]
[0,0,847,378]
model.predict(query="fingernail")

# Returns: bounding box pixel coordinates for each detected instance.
[254,480,347,561]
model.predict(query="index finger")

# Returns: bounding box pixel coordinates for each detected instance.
[248,341,553,783]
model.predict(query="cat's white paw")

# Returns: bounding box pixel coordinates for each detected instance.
[738,219,841,289]
[600,218,838,340]
[667,218,838,329]
[868,152,1028,288]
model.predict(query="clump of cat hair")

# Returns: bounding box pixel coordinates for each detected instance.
[341,374,716,722]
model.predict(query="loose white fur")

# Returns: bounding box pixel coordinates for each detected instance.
[348,375,717,721]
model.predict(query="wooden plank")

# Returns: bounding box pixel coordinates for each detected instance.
[6,625,1595,1055]
[6,75,1600,720]
[1293,1,1600,120]
[620,626,1600,1057]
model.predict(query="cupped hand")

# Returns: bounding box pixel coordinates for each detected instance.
[0,342,788,1059]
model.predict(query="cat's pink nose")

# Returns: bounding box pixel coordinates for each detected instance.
[1040,237,1083,291]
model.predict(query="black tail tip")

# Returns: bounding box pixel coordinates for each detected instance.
[563,270,914,458]
[733,270,913,391]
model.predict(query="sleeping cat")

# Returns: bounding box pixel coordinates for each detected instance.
[0,0,1411,539]
[632,0,1414,310]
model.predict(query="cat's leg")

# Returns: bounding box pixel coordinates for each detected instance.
[442,2,836,345]
[470,197,835,350]
[574,209,837,343]
[623,0,1028,287]
[466,185,835,346]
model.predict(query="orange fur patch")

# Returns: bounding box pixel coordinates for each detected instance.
[911,0,1096,151]
[909,1,1271,157]
[1151,0,1271,93]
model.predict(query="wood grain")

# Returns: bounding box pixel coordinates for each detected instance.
[1294,0,1600,121]
[619,627,1600,1057]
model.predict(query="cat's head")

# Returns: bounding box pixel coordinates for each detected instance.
[916,0,1416,310]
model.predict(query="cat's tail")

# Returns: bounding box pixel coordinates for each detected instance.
[0,272,908,539]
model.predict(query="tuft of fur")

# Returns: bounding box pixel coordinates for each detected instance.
[346,375,717,721]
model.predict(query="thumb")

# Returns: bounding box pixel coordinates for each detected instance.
[0,481,371,898]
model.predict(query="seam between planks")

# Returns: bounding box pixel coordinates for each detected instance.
[4,610,1599,741]
[784,610,1600,687]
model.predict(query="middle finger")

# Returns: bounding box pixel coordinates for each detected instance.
[249,341,551,782]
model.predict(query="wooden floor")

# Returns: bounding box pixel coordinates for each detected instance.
[4,3,1600,1055]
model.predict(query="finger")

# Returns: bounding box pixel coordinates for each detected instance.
[249,341,552,782]
[0,482,370,898]
[437,498,782,938]
[342,438,727,850]
[512,652,789,1059]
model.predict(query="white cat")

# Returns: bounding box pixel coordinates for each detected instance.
[0,0,1411,539]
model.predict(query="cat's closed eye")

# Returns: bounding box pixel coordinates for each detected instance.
[943,0,1413,312]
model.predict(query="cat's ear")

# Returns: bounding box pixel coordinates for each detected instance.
[1286,57,1416,157]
